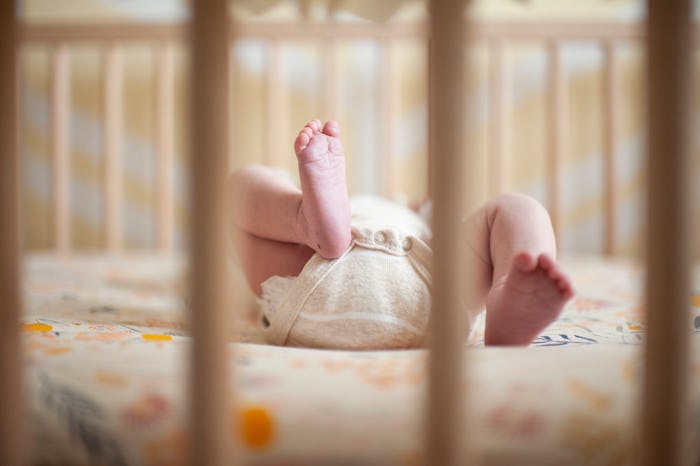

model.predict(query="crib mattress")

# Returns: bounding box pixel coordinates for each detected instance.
[20,253,700,465]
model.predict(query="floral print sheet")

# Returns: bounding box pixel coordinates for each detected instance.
[20,254,700,465]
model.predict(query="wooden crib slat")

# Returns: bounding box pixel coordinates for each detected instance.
[103,42,123,251]
[642,1,693,464]
[426,41,434,200]
[488,38,509,196]
[155,41,175,252]
[0,1,23,464]
[428,0,471,464]
[51,44,71,254]
[379,38,397,197]
[321,39,339,121]
[229,43,236,169]
[602,41,618,256]
[189,0,233,464]
[265,41,286,167]
[546,40,563,242]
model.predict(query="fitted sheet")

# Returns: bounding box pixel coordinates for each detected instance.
[20,253,700,465]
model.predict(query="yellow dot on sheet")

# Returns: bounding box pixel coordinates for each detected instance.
[691,295,700,307]
[239,406,274,449]
[22,323,53,332]
[44,346,72,355]
[141,334,172,342]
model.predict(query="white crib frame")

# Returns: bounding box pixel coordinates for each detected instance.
[0,1,695,464]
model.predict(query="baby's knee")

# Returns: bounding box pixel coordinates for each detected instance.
[492,192,544,210]
[228,164,266,184]
[488,192,551,222]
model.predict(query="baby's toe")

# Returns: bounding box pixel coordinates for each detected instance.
[308,119,322,132]
[513,252,537,272]
[295,131,310,153]
[322,120,340,138]
[302,125,314,138]
[558,277,575,298]
[546,265,563,282]
[537,253,556,271]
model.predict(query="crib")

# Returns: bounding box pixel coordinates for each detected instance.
[1,0,699,464]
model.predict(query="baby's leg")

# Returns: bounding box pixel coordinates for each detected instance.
[232,229,314,295]
[463,193,574,345]
[229,120,351,294]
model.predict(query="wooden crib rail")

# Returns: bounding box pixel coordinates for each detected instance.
[20,17,684,255]
[20,19,661,41]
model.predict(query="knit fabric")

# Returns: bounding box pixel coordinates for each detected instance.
[258,196,435,350]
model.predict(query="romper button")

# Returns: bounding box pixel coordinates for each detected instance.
[374,231,387,244]
[402,237,413,251]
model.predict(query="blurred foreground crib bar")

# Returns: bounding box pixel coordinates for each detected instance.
[0,3,23,465]
[642,0,693,465]
[427,0,472,464]
[189,0,233,464]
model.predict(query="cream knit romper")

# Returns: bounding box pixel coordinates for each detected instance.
[258,196,434,350]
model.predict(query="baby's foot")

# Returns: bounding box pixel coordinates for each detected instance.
[294,119,352,259]
[484,252,574,345]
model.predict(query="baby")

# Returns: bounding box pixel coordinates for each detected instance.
[229,119,574,349]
